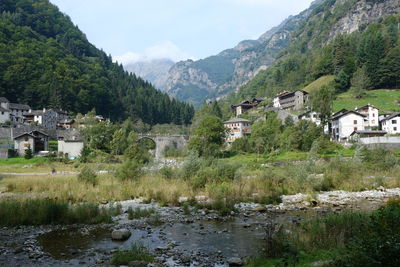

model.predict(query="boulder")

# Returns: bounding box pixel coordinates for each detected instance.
[111,229,131,241]
[228,257,244,266]
[253,206,267,212]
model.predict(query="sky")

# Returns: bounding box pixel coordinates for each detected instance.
[50,0,314,65]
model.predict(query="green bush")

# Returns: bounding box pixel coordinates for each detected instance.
[159,166,174,179]
[24,146,33,159]
[127,207,155,220]
[111,243,154,265]
[361,148,398,170]
[115,160,143,181]
[77,166,98,186]
[335,201,400,266]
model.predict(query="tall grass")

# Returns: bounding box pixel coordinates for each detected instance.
[112,243,154,265]
[0,199,121,226]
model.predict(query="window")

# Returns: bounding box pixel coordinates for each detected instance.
[394,127,398,131]
[392,120,397,124]
[373,113,375,117]
[354,127,358,131]
[354,120,357,124]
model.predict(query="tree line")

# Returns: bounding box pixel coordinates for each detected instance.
[0,0,194,125]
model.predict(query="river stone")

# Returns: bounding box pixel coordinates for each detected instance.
[228,257,244,266]
[111,229,131,241]
[254,206,267,212]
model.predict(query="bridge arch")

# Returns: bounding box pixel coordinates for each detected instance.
[137,135,189,159]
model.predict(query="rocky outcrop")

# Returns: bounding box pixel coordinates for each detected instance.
[124,58,175,91]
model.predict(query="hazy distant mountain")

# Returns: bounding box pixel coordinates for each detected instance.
[124,59,175,90]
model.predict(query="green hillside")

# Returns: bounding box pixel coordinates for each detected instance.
[0,0,194,124]
[333,89,400,113]
[303,75,335,93]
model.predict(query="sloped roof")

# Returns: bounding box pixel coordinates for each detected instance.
[355,104,380,111]
[332,110,366,120]
[224,118,250,124]
[0,97,9,103]
[381,112,400,122]
[9,103,30,110]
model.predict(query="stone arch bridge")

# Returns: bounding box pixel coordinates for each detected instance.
[137,134,189,159]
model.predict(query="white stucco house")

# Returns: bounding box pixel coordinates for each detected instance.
[355,104,379,129]
[331,109,366,141]
[58,130,84,158]
[381,113,400,135]
[224,118,251,143]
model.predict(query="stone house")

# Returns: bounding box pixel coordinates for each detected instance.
[23,109,58,129]
[14,130,49,155]
[0,97,31,124]
[231,98,264,116]
[273,90,309,110]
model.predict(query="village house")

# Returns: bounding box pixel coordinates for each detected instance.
[330,109,366,141]
[298,110,321,126]
[14,130,49,156]
[23,108,58,129]
[224,118,251,143]
[355,104,379,129]
[57,119,75,129]
[231,98,264,116]
[58,129,84,158]
[0,97,31,124]
[273,90,309,111]
[381,113,400,135]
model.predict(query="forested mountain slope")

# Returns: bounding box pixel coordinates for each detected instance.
[0,0,194,124]
[233,0,400,102]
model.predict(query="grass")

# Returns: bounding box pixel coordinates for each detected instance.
[333,89,400,113]
[0,199,121,226]
[111,243,154,265]
[127,207,155,220]
[0,157,48,166]
[302,75,335,93]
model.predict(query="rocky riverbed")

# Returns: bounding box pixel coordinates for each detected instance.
[1,187,399,267]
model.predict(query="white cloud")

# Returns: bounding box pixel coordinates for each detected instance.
[114,41,193,65]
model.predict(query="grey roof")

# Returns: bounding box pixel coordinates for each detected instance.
[9,103,30,110]
[23,110,44,116]
[381,112,400,122]
[0,97,9,103]
[224,118,250,124]
[332,110,366,120]
[355,104,380,111]
[57,129,83,141]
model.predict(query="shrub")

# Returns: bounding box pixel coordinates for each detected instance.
[159,166,174,179]
[115,160,143,181]
[335,201,400,266]
[361,148,398,170]
[111,243,154,265]
[127,207,155,220]
[24,146,33,159]
[77,166,98,186]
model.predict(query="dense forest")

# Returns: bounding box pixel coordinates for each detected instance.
[232,2,400,102]
[0,0,194,124]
